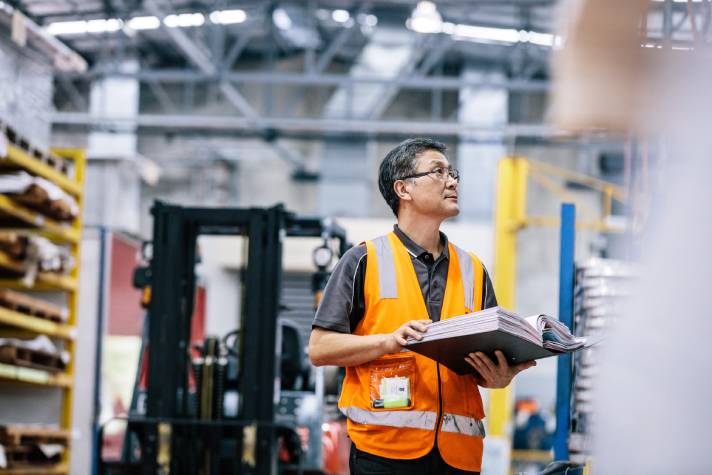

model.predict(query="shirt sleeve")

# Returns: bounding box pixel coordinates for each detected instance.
[482,267,498,309]
[311,244,367,334]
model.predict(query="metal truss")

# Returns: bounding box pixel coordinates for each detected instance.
[51,111,556,138]
[54,65,550,138]
[49,0,554,139]
[60,69,549,92]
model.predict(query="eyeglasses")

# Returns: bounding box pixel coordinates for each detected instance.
[398,167,460,183]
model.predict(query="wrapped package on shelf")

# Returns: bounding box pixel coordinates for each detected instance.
[0,232,28,259]
[0,424,69,469]
[0,335,69,372]
[0,288,68,323]
[0,234,75,287]
[0,171,78,221]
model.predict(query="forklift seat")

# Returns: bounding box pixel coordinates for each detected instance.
[280,319,309,390]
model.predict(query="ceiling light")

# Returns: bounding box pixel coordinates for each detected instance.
[164,13,205,28]
[453,24,519,43]
[441,21,455,35]
[47,18,128,35]
[332,9,350,23]
[527,31,555,47]
[46,20,88,35]
[408,1,442,34]
[357,13,378,27]
[86,18,122,33]
[210,9,247,25]
[128,16,161,30]
[273,8,292,30]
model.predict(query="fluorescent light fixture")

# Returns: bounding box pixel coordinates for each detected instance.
[86,18,122,33]
[332,9,350,23]
[527,31,555,47]
[441,21,455,35]
[409,1,442,34]
[48,18,127,35]
[357,13,378,27]
[210,9,247,25]
[273,7,292,30]
[164,13,205,28]
[47,20,88,35]
[406,2,559,49]
[454,24,519,43]
[128,16,161,30]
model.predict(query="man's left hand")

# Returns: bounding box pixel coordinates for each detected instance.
[464,350,536,388]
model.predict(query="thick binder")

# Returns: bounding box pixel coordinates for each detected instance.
[405,307,587,375]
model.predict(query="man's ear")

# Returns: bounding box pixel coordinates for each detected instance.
[394,180,412,203]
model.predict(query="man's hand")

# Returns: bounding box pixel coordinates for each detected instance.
[464,350,536,388]
[383,319,431,354]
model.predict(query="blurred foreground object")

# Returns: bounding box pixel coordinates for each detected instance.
[551,0,650,132]
[552,0,712,473]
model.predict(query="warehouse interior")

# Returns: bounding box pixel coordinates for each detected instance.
[0,0,708,473]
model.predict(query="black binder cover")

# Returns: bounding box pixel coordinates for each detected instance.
[406,330,561,375]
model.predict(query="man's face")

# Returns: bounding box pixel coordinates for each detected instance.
[401,150,460,219]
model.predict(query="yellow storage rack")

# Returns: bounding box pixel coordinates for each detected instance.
[0,141,85,474]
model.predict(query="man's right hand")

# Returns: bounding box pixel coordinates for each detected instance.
[383,319,431,353]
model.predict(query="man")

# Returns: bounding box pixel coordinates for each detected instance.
[309,138,536,474]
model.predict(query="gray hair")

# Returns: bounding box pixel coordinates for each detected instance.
[378,138,448,216]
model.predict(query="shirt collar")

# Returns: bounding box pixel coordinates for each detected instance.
[393,224,449,260]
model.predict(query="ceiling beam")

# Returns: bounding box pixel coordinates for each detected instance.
[223,21,258,71]
[143,0,259,120]
[60,69,550,92]
[365,34,440,120]
[313,3,371,74]
[51,111,558,138]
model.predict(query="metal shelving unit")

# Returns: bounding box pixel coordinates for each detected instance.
[567,257,638,466]
[0,140,85,474]
[0,362,74,387]
[0,307,75,339]
[553,203,639,471]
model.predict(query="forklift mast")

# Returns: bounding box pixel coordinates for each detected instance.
[116,201,347,475]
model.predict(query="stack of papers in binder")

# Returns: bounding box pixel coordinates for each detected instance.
[405,307,588,375]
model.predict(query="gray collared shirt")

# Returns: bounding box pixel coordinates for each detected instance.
[312,225,497,333]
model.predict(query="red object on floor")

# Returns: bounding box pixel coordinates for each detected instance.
[322,419,350,475]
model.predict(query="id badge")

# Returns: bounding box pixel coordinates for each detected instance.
[369,354,416,409]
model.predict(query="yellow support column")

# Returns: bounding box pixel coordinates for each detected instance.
[487,157,528,470]
[52,147,86,471]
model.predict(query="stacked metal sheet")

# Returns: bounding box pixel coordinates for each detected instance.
[569,257,638,464]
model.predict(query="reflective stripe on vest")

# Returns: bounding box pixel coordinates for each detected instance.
[452,245,475,311]
[340,406,438,430]
[373,235,398,299]
[440,413,486,438]
[372,236,475,310]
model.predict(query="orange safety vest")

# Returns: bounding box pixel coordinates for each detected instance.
[338,232,487,472]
